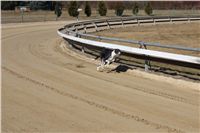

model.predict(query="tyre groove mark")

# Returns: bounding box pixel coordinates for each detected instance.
[2,28,56,40]
[3,66,184,133]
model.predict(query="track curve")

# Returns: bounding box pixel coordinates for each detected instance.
[2,22,199,133]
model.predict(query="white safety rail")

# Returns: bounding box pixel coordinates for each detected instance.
[58,31,200,65]
[58,16,200,70]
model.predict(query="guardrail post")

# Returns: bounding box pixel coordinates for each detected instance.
[81,46,85,53]
[75,28,79,37]
[139,41,151,72]
[137,18,140,26]
[188,16,191,23]
[121,18,124,27]
[93,22,98,31]
[83,24,87,33]
[169,17,173,24]
[153,18,156,25]
[66,40,73,48]
[106,20,111,29]
[144,60,150,72]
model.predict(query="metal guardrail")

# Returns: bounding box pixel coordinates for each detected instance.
[58,15,200,70]
[77,33,200,52]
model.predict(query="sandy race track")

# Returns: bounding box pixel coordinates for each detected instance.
[2,21,200,133]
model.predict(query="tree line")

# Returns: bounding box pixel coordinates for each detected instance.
[2,1,200,11]
[55,1,153,17]
[55,1,153,20]
[2,1,200,20]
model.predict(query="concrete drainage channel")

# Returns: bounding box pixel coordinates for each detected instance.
[57,15,200,82]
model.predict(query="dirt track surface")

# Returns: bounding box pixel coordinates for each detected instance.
[2,21,200,133]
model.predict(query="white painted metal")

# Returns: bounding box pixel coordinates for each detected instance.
[57,30,200,65]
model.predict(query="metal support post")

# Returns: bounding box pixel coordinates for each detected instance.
[121,18,124,27]
[188,16,191,23]
[83,25,87,33]
[169,17,173,24]
[77,16,79,22]
[169,17,171,23]
[145,60,150,72]
[81,46,85,53]
[93,22,98,31]
[139,41,151,71]
[106,20,111,29]
[66,40,73,48]
[75,28,79,37]
[137,18,140,26]
[153,18,156,25]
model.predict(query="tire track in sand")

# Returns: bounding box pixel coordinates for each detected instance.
[2,66,185,133]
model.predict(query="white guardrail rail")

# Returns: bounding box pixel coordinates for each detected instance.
[57,15,200,70]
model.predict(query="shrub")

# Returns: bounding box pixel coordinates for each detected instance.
[115,4,125,16]
[84,1,91,17]
[55,2,62,20]
[132,2,139,15]
[145,2,153,15]
[98,1,107,16]
[68,1,79,17]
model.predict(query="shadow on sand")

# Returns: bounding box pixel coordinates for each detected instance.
[107,65,134,73]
